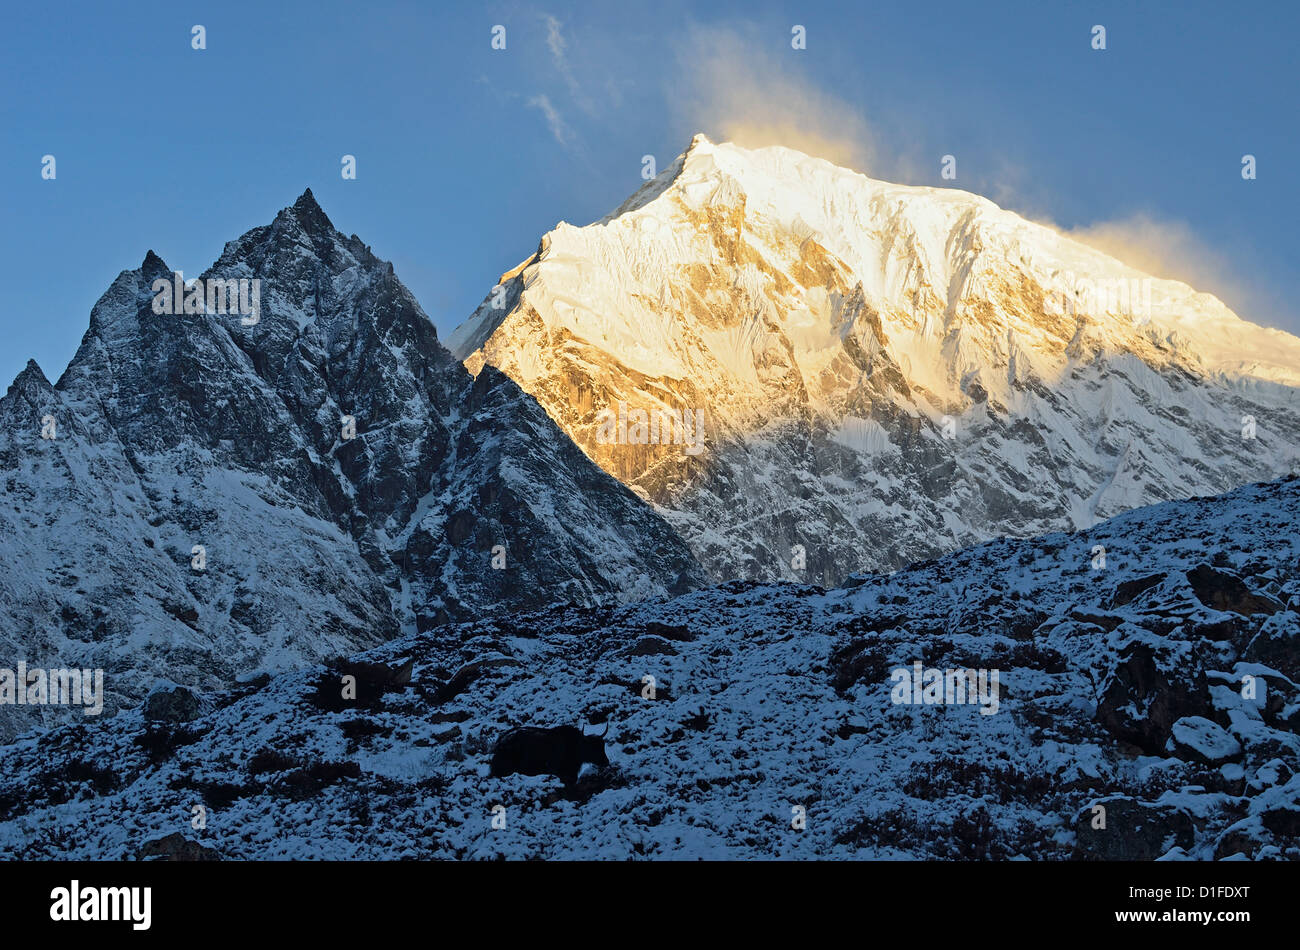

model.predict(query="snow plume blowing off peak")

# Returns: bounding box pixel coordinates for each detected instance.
[453,134,1300,587]
[669,24,880,175]
[667,22,1284,334]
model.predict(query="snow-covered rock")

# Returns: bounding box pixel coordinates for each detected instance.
[1169,716,1243,765]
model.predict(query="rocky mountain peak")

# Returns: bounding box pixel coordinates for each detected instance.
[285,186,334,233]
[0,192,704,740]
[5,359,52,400]
[140,249,170,279]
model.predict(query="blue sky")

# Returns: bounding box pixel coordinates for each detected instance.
[2,0,1296,387]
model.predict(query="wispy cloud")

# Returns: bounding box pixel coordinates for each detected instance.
[476,74,518,107]
[543,17,572,89]
[543,14,594,115]
[528,93,572,147]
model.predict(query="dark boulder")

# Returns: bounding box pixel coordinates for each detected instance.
[1110,573,1166,609]
[1096,640,1211,753]
[645,621,694,642]
[1186,565,1283,616]
[1074,796,1194,860]
[139,832,222,861]
[1243,613,1300,679]
[143,685,201,724]
[624,635,677,657]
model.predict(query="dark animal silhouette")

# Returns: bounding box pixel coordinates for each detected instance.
[489,723,610,786]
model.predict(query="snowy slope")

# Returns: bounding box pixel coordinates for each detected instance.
[0,192,703,740]
[452,135,1300,585]
[1,475,1297,859]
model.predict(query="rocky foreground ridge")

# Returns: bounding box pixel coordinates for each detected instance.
[1,476,1296,859]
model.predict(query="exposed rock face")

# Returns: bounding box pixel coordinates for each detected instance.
[453,136,1300,585]
[1095,641,1213,754]
[0,191,704,740]
[1186,564,1284,617]
[1245,613,1300,679]
[2,476,1297,860]
[1074,796,1195,860]
[138,832,222,861]
[143,686,201,724]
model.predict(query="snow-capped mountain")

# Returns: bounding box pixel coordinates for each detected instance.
[452,135,1300,585]
[2,474,1296,860]
[0,191,703,740]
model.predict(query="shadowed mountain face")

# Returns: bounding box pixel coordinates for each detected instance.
[0,191,704,740]
[453,136,1300,587]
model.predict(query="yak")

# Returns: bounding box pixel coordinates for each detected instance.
[489,723,610,787]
